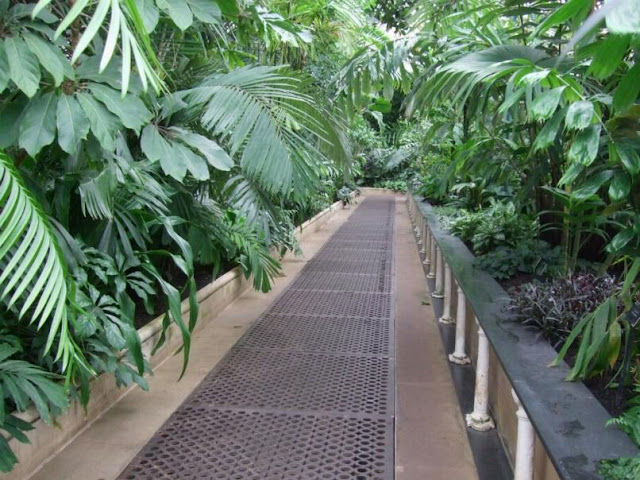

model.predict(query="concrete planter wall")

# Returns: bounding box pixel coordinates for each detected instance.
[407,193,638,480]
[7,199,347,480]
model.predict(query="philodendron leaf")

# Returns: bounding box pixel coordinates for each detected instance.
[565,101,594,130]
[4,36,40,98]
[56,94,90,154]
[571,170,614,200]
[608,171,631,202]
[568,124,601,165]
[530,87,565,121]
[18,92,57,156]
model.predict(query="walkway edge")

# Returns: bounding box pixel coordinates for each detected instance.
[8,199,354,480]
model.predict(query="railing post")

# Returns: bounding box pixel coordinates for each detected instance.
[432,246,445,298]
[420,220,427,256]
[512,389,535,480]
[423,229,431,266]
[449,284,470,365]
[466,320,495,431]
[439,263,454,324]
[416,212,422,244]
[427,235,436,279]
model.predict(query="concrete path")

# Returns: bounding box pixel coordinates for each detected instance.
[28,194,476,480]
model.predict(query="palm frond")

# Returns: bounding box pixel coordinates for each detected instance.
[185,65,349,195]
[0,152,75,369]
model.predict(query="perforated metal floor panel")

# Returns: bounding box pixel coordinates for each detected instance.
[118,197,396,480]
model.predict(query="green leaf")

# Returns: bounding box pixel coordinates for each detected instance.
[4,37,40,98]
[0,43,10,92]
[76,92,119,150]
[534,0,592,36]
[568,124,601,165]
[608,228,635,252]
[558,163,584,186]
[156,0,193,30]
[370,97,392,113]
[613,63,640,113]
[141,125,188,179]
[170,127,233,170]
[608,171,631,202]
[0,98,27,149]
[589,34,630,80]
[89,83,151,132]
[18,92,57,157]
[572,170,614,200]
[565,101,594,130]
[533,108,564,151]
[134,0,159,32]
[22,33,67,87]
[187,0,221,23]
[530,87,565,121]
[614,143,640,175]
[56,94,89,154]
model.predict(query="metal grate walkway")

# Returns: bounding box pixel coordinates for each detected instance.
[118,197,396,480]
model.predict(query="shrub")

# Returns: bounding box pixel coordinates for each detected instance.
[474,240,563,280]
[447,201,538,255]
[600,388,640,479]
[508,274,619,348]
[373,179,407,192]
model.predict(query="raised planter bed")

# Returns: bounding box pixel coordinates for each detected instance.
[6,199,349,480]
[408,193,638,480]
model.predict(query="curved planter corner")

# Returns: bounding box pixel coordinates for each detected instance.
[408,193,638,480]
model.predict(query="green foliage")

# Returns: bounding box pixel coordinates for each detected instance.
[475,240,563,281]
[600,387,640,479]
[446,202,539,256]
[553,258,640,382]
[373,179,407,192]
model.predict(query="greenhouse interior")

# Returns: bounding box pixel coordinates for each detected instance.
[0,0,639,479]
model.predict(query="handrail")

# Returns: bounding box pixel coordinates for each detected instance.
[408,193,637,480]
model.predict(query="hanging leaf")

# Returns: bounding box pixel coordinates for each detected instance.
[89,83,152,132]
[608,171,631,202]
[530,87,565,121]
[56,94,90,154]
[565,101,594,130]
[22,34,68,87]
[568,124,601,165]
[614,143,640,175]
[187,0,221,24]
[572,170,614,200]
[156,0,193,30]
[589,34,630,80]
[4,37,40,98]
[533,108,564,151]
[76,92,120,151]
[173,143,208,180]
[18,92,57,157]
[134,0,160,32]
[170,127,233,170]
[613,63,640,113]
